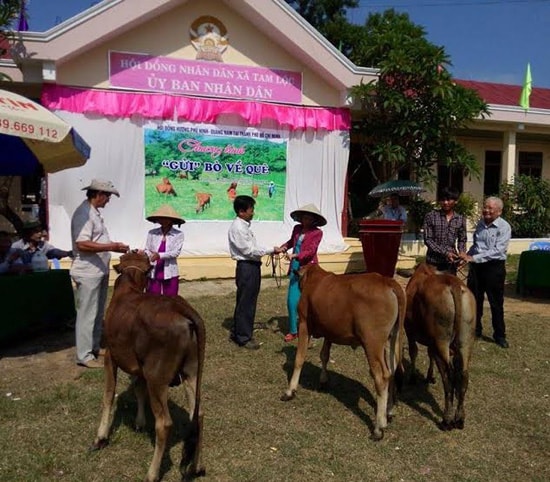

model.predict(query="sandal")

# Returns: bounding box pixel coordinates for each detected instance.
[284,333,298,342]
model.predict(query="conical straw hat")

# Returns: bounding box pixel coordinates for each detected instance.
[146,204,185,225]
[290,203,327,227]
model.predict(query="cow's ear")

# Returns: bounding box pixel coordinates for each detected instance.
[113,263,122,274]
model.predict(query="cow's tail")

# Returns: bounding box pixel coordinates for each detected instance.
[449,279,465,401]
[176,299,206,477]
[388,282,406,403]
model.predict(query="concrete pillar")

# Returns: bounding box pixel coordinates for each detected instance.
[502,130,517,184]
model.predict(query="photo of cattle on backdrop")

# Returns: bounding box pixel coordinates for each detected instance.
[194,192,212,214]
[144,123,286,221]
[91,251,206,482]
[156,177,177,196]
[405,262,476,431]
[281,264,406,441]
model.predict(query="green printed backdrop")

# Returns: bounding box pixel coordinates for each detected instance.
[144,122,287,221]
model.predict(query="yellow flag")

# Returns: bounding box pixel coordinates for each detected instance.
[519,63,532,110]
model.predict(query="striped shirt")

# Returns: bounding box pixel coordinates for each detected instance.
[423,209,467,266]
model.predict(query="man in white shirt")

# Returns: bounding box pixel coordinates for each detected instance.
[228,195,282,349]
[71,179,129,368]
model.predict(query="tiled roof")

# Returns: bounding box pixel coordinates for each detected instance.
[456,79,550,110]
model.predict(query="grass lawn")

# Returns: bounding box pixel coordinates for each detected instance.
[0,255,548,481]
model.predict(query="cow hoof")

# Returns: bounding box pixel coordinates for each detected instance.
[181,466,206,481]
[438,420,453,431]
[318,380,329,392]
[280,391,295,402]
[371,429,384,441]
[90,438,109,451]
[454,419,464,430]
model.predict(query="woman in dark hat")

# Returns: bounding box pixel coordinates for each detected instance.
[144,204,185,296]
[278,203,326,342]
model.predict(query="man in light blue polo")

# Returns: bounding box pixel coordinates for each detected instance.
[459,196,511,348]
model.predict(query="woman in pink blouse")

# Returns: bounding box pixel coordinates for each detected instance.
[279,204,326,342]
[144,205,185,296]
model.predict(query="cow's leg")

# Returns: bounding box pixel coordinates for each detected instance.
[319,339,332,389]
[431,346,454,430]
[426,354,436,384]
[453,340,474,429]
[145,384,171,482]
[407,337,419,383]
[281,326,309,401]
[364,345,390,441]
[183,375,197,419]
[92,351,118,449]
[133,377,147,431]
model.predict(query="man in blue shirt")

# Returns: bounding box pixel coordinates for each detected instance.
[381,193,407,223]
[459,196,511,348]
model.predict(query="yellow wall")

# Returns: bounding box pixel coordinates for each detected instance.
[58,0,340,107]
[460,135,550,207]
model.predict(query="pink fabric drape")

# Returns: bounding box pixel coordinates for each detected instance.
[41,84,350,132]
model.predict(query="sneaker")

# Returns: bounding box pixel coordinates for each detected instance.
[241,339,261,350]
[78,358,104,369]
[494,337,509,349]
[284,333,298,342]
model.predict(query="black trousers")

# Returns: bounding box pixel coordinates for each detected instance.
[467,260,506,339]
[232,260,261,345]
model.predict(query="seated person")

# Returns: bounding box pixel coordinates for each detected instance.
[380,193,407,222]
[0,231,26,274]
[11,221,73,265]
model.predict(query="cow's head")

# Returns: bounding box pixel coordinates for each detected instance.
[114,250,152,275]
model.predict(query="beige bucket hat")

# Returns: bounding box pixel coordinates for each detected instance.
[81,179,120,197]
[290,203,327,227]
[146,204,185,225]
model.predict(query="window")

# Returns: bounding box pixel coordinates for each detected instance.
[437,163,463,194]
[518,151,542,178]
[484,150,501,196]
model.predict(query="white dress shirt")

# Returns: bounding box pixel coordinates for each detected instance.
[228,217,273,261]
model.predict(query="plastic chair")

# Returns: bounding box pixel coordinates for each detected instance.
[528,241,550,251]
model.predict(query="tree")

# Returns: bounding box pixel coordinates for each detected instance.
[285,0,360,51]
[349,10,488,187]
[501,175,550,238]
[286,4,489,192]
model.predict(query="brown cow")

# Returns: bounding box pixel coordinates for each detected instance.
[281,264,406,440]
[405,262,476,430]
[92,252,206,481]
[195,192,212,214]
[227,182,237,201]
[251,184,259,197]
[156,177,177,196]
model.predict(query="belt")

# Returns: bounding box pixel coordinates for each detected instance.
[237,259,262,266]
